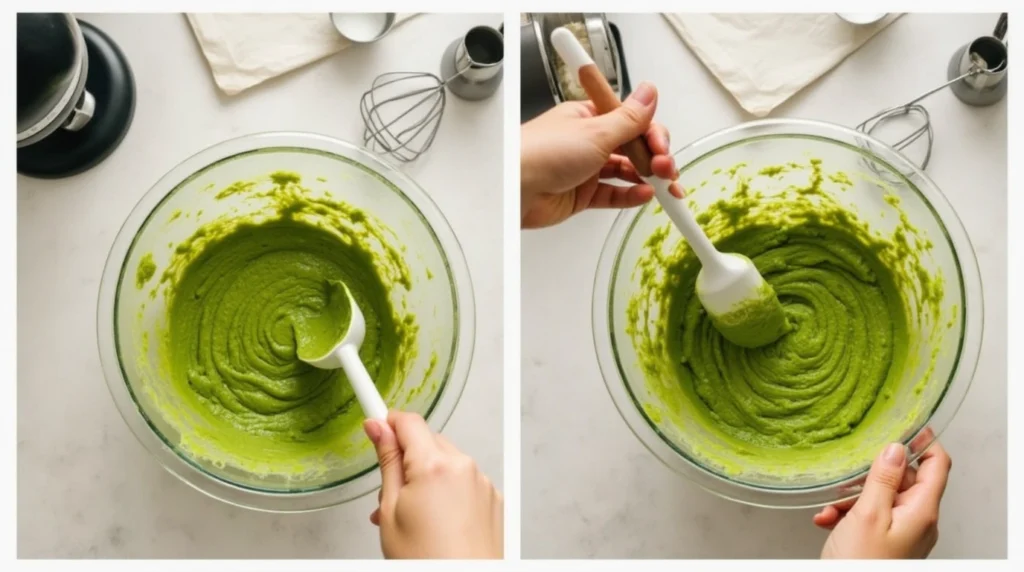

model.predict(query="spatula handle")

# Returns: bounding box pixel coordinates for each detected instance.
[551,27,723,268]
[551,27,654,176]
[576,66,655,177]
[339,344,389,422]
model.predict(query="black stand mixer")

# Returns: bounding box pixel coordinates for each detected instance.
[17,13,136,179]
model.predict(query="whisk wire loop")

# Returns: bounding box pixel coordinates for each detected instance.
[358,64,472,162]
[855,66,984,179]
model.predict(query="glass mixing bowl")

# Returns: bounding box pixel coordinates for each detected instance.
[594,119,982,508]
[97,132,474,511]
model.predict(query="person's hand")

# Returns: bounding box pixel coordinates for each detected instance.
[817,430,952,559]
[520,81,682,228]
[364,411,503,559]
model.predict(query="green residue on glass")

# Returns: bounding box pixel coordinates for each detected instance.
[215,180,257,200]
[270,170,301,187]
[426,268,434,280]
[829,172,853,187]
[643,403,663,424]
[316,176,328,183]
[136,253,156,289]
[402,352,439,405]
[168,210,183,223]
[913,346,941,396]
[424,352,438,380]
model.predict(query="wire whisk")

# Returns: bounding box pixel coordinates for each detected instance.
[358,25,503,162]
[359,68,467,163]
[855,65,991,180]
[855,82,945,174]
[856,12,1007,178]
[359,71,446,163]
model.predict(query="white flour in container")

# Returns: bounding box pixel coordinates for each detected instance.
[554,22,592,101]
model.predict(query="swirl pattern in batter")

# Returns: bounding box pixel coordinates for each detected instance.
[626,159,944,481]
[143,172,417,478]
[670,222,905,448]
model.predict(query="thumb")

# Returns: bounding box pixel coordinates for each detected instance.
[365,419,404,517]
[589,82,658,154]
[856,443,907,518]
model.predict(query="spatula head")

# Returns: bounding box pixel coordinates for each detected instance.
[696,253,790,348]
[295,279,365,365]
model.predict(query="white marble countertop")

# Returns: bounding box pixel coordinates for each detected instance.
[17,12,504,558]
[522,13,1006,559]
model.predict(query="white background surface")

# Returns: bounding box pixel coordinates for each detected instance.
[17,13,504,558]
[522,13,1007,559]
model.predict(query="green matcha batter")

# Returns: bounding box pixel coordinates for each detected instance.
[138,171,417,480]
[135,253,156,289]
[669,212,906,448]
[627,159,948,482]
[706,277,792,349]
[294,279,354,361]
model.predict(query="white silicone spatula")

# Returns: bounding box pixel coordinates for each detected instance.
[551,28,789,348]
[296,280,388,421]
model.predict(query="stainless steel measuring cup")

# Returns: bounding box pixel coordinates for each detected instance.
[948,13,1008,106]
[440,25,504,101]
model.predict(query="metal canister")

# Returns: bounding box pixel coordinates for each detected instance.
[441,24,504,101]
[440,24,503,101]
[17,13,90,147]
[947,13,1008,106]
[520,13,630,122]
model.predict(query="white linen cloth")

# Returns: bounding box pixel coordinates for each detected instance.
[661,13,902,116]
[186,13,417,95]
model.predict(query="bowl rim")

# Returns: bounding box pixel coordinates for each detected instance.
[96,131,476,512]
[592,117,984,508]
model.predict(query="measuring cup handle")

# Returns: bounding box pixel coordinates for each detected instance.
[995,13,1007,41]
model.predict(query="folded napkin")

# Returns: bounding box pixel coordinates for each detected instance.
[186,13,416,95]
[661,13,902,116]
